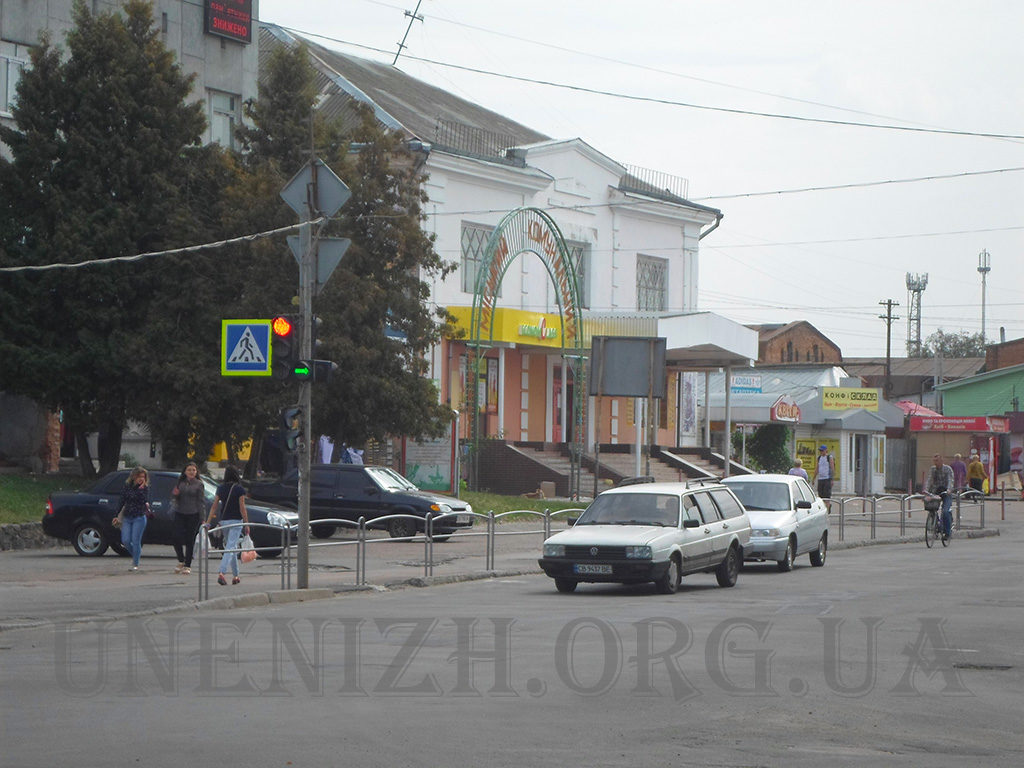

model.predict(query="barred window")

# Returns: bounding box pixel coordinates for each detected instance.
[568,241,589,309]
[636,254,668,311]
[461,223,501,296]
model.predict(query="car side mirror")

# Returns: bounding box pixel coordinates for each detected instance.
[796,500,812,509]
[683,518,700,528]
[566,516,578,526]
[365,486,378,496]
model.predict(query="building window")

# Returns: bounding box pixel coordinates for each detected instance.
[813,344,819,362]
[1,56,25,115]
[568,241,589,309]
[461,223,500,296]
[209,91,239,149]
[786,341,793,362]
[636,254,667,311]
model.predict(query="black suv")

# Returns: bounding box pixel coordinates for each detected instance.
[246,464,473,539]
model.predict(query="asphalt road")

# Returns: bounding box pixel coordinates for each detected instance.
[1,506,1021,767]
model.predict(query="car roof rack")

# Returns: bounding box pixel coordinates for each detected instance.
[615,475,656,487]
[685,477,724,488]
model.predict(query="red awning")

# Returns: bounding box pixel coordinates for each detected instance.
[895,400,942,417]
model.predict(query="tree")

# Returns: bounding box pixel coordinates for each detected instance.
[232,42,456,450]
[917,329,987,358]
[732,424,792,473]
[0,1,211,475]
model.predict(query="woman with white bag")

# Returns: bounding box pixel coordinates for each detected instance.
[205,465,249,586]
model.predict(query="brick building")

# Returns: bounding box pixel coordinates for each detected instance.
[748,321,842,365]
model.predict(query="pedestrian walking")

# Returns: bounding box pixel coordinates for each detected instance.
[115,466,150,571]
[815,444,835,498]
[171,461,204,575]
[950,453,968,492]
[205,465,249,586]
[788,458,809,481]
[967,452,987,494]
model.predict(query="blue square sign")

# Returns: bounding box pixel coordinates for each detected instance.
[221,320,272,376]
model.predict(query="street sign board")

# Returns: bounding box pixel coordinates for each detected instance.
[280,159,351,221]
[221,319,272,376]
[287,235,351,294]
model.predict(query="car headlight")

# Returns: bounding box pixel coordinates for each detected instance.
[753,528,781,537]
[464,503,473,514]
[625,545,652,559]
[543,543,565,558]
[430,503,453,514]
[266,512,288,528]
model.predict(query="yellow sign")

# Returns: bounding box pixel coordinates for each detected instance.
[822,387,879,411]
[797,439,840,483]
[446,306,566,348]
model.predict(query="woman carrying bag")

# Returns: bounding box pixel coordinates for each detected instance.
[205,465,249,586]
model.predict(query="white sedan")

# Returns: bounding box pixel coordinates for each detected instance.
[720,474,829,571]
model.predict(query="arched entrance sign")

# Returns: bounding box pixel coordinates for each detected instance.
[467,207,586,496]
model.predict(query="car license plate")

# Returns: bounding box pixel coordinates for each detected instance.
[573,563,612,575]
[455,515,470,524]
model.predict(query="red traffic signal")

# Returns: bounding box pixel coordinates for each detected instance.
[272,315,294,338]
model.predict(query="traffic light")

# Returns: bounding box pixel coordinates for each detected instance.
[271,315,301,380]
[289,359,337,383]
[280,406,302,452]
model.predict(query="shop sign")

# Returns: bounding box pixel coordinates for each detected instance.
[822,387,879,411]
[518,317,558,341]
[909,415,1009,433]
[731,374,762,393]
[770,395,801,423]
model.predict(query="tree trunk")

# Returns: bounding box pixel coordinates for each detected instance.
[97,417,124,476]
[74,431,96,478]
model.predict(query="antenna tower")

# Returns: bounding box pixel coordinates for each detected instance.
[905,272,928,356]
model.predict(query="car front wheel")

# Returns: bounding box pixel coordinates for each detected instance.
[73,522,110,557]
[388,517,417,539]
[716,545,739,587]
[810,533,827,567]
[655,557,681,594]
[554,578,577,593]
[777,538,795,572]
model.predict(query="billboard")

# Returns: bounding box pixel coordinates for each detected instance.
[205,0,253,44]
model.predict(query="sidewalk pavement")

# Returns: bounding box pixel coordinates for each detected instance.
[1,497,1018,633]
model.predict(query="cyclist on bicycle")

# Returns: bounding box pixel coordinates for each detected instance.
[925,453,955,539]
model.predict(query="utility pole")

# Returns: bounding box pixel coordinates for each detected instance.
[393,0,424,65]
[878,299,900,400]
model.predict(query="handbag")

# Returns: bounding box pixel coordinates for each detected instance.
[240,533,257,563]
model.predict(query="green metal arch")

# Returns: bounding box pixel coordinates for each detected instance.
[466,207,587,494]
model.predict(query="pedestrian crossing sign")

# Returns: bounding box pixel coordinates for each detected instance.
[221,319,272,376]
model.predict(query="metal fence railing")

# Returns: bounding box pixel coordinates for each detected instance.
[195,490,1005,595]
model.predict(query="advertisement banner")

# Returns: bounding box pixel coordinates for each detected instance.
[404,419,456,493]
[822,387,879,411]
[909,415,1009,432]
[797,439,840,483]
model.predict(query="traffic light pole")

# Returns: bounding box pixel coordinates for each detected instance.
[297,218,314,589]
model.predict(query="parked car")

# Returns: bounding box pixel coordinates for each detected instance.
[246,464,473,539]
[43,470,299,558]
[538,481,751,594]
[720,473,829,571]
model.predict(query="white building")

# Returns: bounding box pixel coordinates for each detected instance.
[263,24,757,459]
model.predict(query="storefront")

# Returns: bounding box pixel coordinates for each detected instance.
[909,415,1009,492]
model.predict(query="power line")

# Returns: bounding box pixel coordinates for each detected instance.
[693,167,1024,201]
[708,224,1024,248]
[0,220,318,273]
[281,25,1024,141]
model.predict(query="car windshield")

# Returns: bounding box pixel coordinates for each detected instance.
[365,466,419,492]
[724,481,790,511]
[576,492,679,526]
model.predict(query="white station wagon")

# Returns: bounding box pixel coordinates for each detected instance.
[538,481,751,594]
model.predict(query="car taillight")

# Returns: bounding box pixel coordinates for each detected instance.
[45,499,54,516]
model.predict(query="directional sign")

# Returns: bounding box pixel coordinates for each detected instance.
[221,319,272,376]
[287,235,351,294]
[280,159,351,221]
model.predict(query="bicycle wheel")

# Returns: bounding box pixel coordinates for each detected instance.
[941,514,950,547]
[924,511,936,548]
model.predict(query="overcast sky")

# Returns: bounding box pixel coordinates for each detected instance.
[259,0,1024,358]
